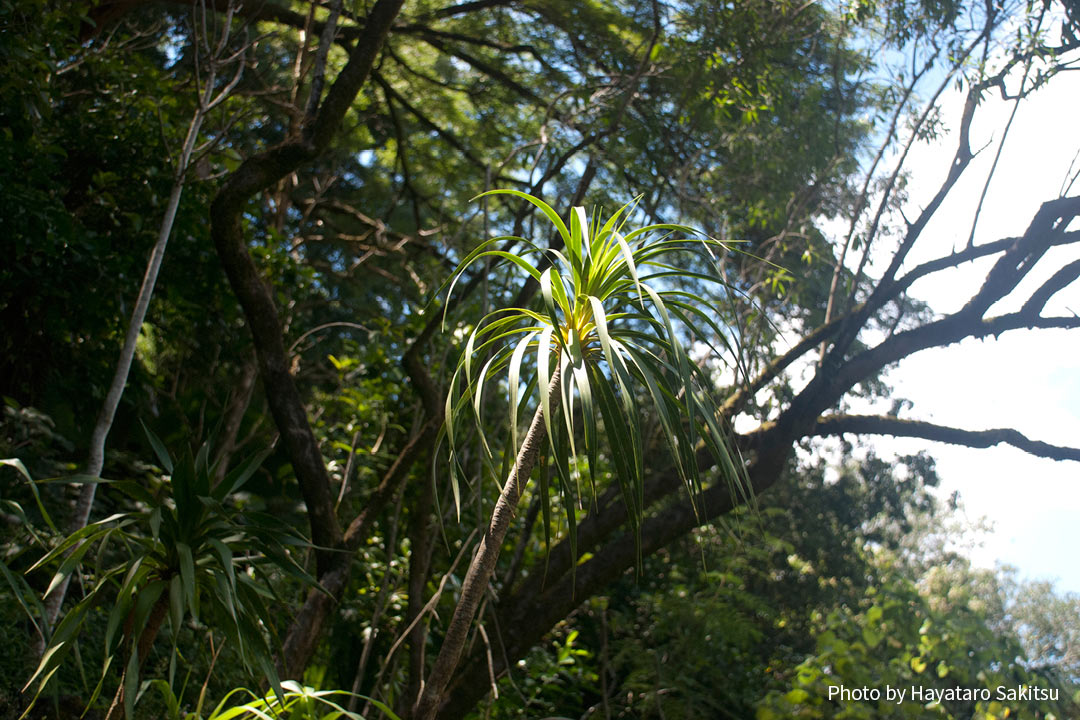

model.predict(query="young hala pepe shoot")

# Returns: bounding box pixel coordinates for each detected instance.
[414,189,753,719]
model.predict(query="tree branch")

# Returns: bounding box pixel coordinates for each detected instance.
[892,231,1080,301]
[809,414,1080,462]
[211,0,404,573]
[786,197,1080,443]
[373,72,526,184]
[417,0,515,21]
[1021,258,1080,316]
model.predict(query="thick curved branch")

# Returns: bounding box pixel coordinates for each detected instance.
[776,226,1080,411]
[421,0,515,21]
[810,415,1080,462]
[211,0,404,570]
[1022,257,1080,315]
[892,230,1080,301]
[795,309,1080,452]
[786,197,1080,439]
[958,197,1080,316]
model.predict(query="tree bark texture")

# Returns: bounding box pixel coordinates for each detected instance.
[413,365,563,720]
[41,79,212,647]
[209,0,404,579]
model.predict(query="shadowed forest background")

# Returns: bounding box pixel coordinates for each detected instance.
[2,0,1080,718]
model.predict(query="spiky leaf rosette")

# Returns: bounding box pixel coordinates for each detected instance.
[22,429,313,718]
[442,190,750,566]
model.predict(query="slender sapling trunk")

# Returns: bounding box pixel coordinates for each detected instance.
[38,33,233,649]
[413,365,562,720]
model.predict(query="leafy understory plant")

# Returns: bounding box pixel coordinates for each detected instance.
[147,678,401,720]
[0,458,56,641]
[21,428,314,720]
[413,190,750,720]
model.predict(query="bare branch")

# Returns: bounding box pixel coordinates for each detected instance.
[1021,258,1080,316]
[820,45,940,351]
[302,0,343,128]
[810,414,1080,462]
[425,0,515,20]
[892,231,1080,301]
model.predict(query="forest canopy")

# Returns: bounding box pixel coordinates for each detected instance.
[2,0,1080,719]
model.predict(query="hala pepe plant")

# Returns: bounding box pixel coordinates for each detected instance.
[22,428,314,720]
[145,678,402,720]
[414,190,751,719]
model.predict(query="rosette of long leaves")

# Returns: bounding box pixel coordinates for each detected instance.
[144,678,402,720]
[443,190,748,563]
[415,191,755,720]
[22,428,315,719]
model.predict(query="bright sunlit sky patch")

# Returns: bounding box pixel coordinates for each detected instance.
[858,67,1080,592]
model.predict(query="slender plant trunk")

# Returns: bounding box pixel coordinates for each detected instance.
[412,365,562,720]
[400,470,435,718]
[39,102,209,649]
[346,489,405,711]
[212,354,259,486]
[103,590,171,720]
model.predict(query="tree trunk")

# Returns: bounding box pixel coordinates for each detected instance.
[103,589,171,720]
[210,0,404,583]
[212,354,259,485]
[278,416,439,678]
[413,365,562,720]
[40,89,210,649]
[401,471,436,718]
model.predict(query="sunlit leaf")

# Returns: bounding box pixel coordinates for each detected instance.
[442,192,748,573]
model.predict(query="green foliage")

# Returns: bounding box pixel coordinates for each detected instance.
[491,625,601,718]
[0,458,55,657]
[2,2,1078,719]
[998,574,1080,685]
[443,191,748,562]
[20,429,313,718]
[757,561,1078,719]
[145,679,401,720]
